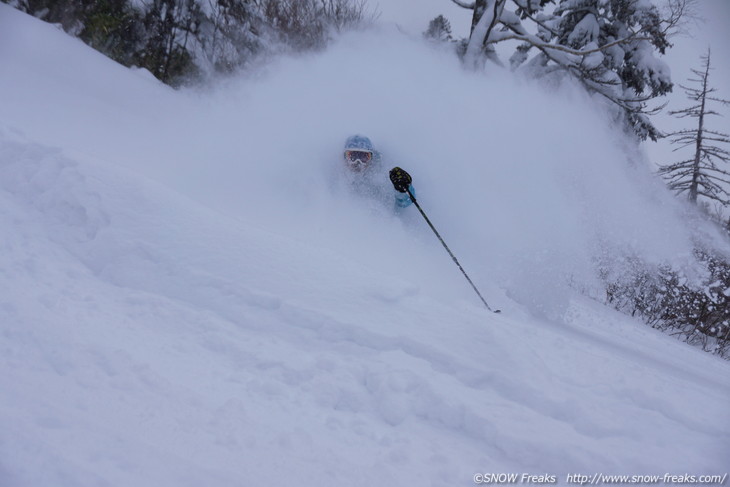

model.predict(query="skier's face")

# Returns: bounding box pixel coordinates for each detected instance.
[344,150,372,172]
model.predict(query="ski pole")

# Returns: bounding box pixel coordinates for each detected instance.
[405,187,500,313]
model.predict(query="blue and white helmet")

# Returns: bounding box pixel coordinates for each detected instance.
[344,134,374,152]
[343,134,377,171]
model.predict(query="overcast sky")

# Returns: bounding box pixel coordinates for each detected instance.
[374,0,730,166]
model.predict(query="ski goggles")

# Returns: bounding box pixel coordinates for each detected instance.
[344,150,372,163]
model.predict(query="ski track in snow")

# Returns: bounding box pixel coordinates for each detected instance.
[1,4,729,485]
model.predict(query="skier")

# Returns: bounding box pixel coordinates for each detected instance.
[341,134,415,209]
[342,136,500,312]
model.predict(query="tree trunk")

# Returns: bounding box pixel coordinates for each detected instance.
[469,0,486,35]
[463,0,504,69]
[689,57,710,204]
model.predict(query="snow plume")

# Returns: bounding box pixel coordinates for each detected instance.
[0,5,719,319]
[171,31,712,319]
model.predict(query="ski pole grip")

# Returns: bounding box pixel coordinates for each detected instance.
[389,167,412,193]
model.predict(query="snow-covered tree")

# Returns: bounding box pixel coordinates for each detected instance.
[547,0,674,140]
[658,49,730,206]
[449,0,689,140]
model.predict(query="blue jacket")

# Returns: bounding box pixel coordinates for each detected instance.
[395,184,415,208]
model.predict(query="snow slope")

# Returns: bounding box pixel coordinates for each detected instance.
[0,5,729,486]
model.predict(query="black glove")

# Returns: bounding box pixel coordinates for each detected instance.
[389,167,412,193]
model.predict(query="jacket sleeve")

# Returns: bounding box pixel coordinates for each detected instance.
[394,184,415,208]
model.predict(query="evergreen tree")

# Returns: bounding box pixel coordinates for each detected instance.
[4,0,374,85]
[658,49,730,206]
[136,0,202,85]
[424,14,453,42]
[80,0,143,67]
